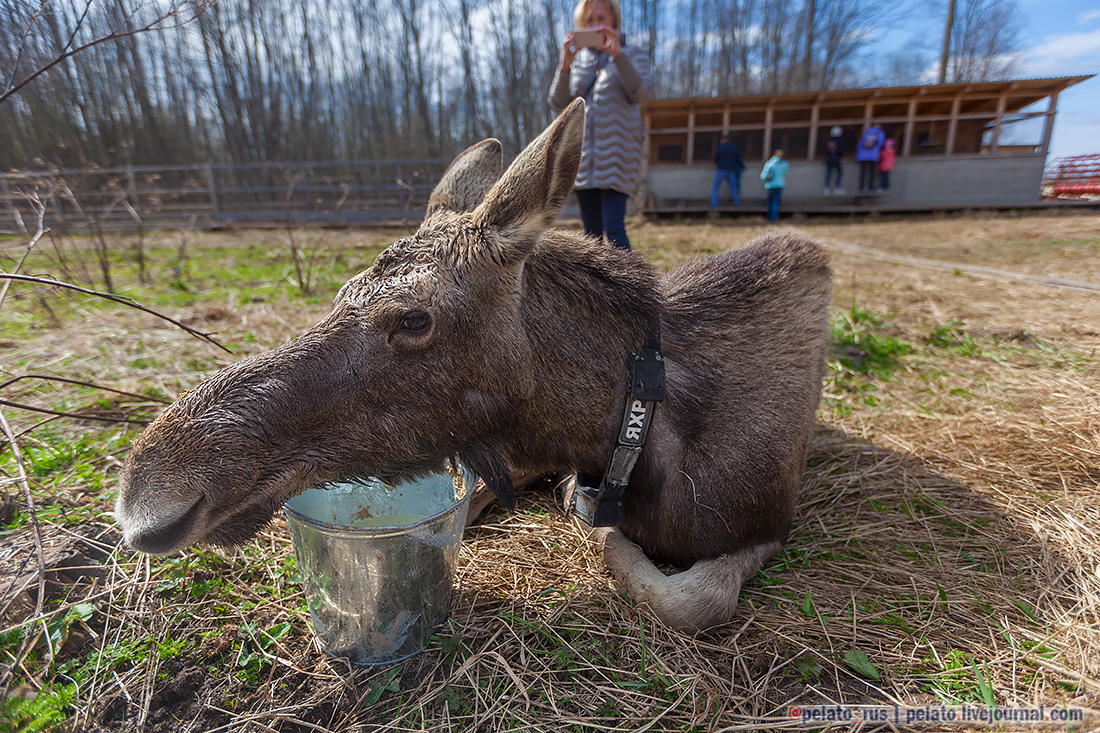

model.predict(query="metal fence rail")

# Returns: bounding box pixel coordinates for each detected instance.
[0,159,452,233]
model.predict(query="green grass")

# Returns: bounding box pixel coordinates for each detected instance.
[921,650,999,704]
[830,304,915,381]
[822,304,915,416]
[0,425,136,530]
[821,306,1092,420]
[924,319,1091,370]
[0,683,77,733]
[0,232,393,341]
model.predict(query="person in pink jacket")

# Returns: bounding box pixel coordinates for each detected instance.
[878,138,896,192]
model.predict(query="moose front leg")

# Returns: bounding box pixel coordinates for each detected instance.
[593,527,782,632]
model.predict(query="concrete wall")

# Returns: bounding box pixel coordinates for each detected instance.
[646,154,1047,208]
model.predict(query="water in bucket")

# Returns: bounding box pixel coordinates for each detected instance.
[284,460,473,665]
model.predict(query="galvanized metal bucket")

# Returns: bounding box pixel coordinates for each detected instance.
[284,462,473,665]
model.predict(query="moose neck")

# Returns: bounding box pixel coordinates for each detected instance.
[503,231,663,478]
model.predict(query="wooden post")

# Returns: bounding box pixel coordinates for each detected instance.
[863,97,874,129]
[1039,90,1060,155]
[808,96,821,160]
[206,164,220,217]
[640,106,651,207]
[903,96,918,157]
[722,100,730,135]
[686,101,696,165]
[946,91,963,155]
[125,165,141,214]
[763,101,774,159]
[2,179,14,228]
[987,91,1008,154]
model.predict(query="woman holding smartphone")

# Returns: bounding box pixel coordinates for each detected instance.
[548,0,653,250]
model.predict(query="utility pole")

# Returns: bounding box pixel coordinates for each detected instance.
[938,0,956,84]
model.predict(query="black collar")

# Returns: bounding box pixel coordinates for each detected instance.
[568,319,665,527]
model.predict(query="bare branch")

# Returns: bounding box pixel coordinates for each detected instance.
[0,0,212,106]
[0,191,48,311]
[4,1,48,94]
[0,409,51,686]
[0,274,232,353]
[0,398,151,426]
[0,374,170,404]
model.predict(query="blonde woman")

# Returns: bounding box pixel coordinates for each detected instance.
[549,0,653,250]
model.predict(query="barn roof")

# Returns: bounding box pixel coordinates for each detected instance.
[644,75,1094,115]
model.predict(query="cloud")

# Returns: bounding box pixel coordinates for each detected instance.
[1016,27,1100,77]
[1078,9,1100,25]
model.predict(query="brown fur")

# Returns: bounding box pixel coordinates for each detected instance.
[115,99,831,630]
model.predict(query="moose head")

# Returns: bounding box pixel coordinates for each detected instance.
[116,99,655,554]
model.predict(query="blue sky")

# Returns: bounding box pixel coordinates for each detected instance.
[1013,0,1100,160]
[867,0,1098,160]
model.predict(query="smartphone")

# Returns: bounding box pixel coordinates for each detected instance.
[572,29,604,48]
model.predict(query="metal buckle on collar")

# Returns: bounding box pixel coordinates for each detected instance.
[567,474,626,527]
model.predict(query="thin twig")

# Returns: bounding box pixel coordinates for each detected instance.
[0,274,231,353]
[0,374,170,404]
[0,192,47,310]
[0,410,51,695]
[0,1,211,106]
[3,2,47,94]
[0,398,152,426]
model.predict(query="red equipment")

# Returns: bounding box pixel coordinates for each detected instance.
[1043,154,1100,199]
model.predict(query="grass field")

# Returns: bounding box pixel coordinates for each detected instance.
[0,210,1098,731]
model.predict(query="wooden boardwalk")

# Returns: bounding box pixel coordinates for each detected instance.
[644,197,1100,219]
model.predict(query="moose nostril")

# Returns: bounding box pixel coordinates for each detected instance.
[125,496,204,555]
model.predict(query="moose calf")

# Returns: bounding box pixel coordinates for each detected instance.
[116,99,831,631]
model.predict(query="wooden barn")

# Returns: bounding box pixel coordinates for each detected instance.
[640,75,1093,213]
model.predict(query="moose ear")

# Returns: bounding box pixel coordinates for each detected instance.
[472,98,585,246]
[426,138,504,217]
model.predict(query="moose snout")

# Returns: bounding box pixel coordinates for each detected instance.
[114,478,206,555]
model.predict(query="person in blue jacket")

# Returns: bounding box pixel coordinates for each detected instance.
[856,123,886,193]
[710,135,744,206]
[760,148,788,223]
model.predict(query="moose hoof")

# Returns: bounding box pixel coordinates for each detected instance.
[600,530,780,632]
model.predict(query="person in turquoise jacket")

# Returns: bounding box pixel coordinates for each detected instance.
[760,149,788,223]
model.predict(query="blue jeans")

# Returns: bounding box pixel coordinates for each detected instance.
[766,187,783,222]
[710,169,741,205]
[575,188,630,250]
[859,160,877,192]
[825,162,842,188]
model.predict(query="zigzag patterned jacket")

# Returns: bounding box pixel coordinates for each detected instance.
[549,44,653,195]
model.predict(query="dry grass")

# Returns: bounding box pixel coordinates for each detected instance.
[1,211,1099,731]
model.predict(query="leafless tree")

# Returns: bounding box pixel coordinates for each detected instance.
[944,0,1023,82]
[0,0,1029,173]
[1,0,210,106]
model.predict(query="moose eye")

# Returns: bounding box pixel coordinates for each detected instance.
[398,312,431,335]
